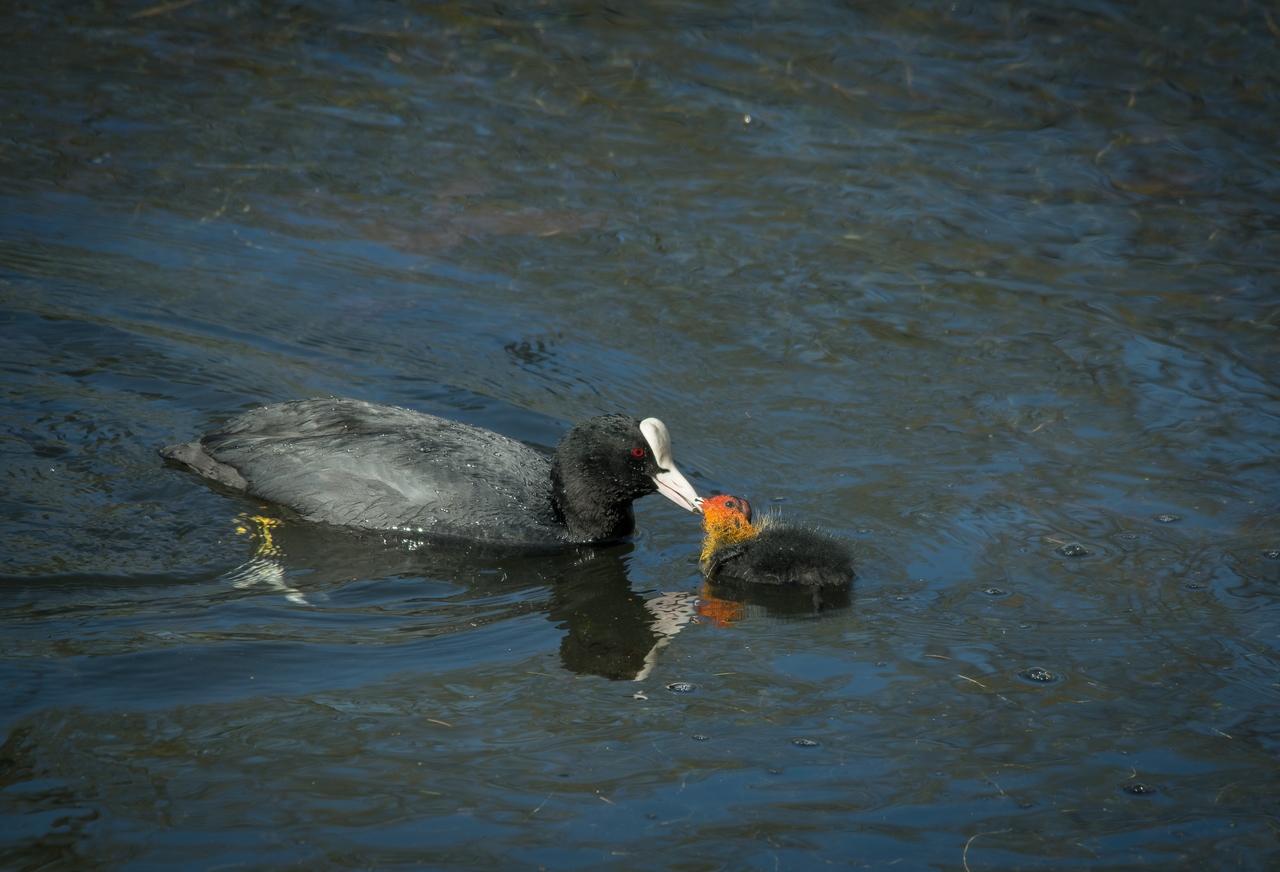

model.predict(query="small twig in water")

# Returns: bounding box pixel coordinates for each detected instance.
[131,0,206,18]
[527,792,554,819]
[963,830,1011,872]
[1266,10,1280,39]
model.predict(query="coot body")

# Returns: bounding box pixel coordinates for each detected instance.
[699,494,854,586]
[162,397,702,546]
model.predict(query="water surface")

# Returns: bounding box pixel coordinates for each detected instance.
[3,0,1279,868]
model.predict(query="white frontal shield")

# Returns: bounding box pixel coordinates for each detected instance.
[640,417,702,513]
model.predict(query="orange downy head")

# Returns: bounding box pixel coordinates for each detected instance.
[699,494,757,564]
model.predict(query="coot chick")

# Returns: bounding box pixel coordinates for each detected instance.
[700,494,854,586]
[162,397,702,546]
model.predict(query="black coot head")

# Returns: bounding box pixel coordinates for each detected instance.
[569,415,657,493]
[552,414,700,541]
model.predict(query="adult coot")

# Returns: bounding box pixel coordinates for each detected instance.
[699,494,854,586]
[161,397,702,546]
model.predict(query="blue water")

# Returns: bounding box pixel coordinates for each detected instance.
[3,0,1280,868]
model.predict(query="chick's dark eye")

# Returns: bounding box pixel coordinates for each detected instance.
[631,447,646,458]
[724,499,737,509]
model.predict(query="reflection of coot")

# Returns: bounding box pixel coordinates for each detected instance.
[224,512,566,606]
[549,550,655,680]
[699,495,854,587]
[162,398,701,545]
[229,514,694,680]
[549,549,697,681]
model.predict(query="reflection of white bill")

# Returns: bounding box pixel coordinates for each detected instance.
[633,591,700,682]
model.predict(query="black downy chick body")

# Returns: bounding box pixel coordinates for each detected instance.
[700,494,854,586]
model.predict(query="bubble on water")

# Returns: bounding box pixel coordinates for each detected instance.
[767,767,785,774]
[791,738,820,748]
[1119,532,1141,540]
[1123,782,1158,796]
[691,734,710,741]
[1055,543,1091,557]
[1186,582,1204,590]
[1154,514,1181,523]
[983,587,1008,596]
[666,682,697,693]
[1264,550,1280,560]
[1019,667,1058,683]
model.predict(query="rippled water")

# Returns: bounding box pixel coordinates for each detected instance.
[3,0,1279,868]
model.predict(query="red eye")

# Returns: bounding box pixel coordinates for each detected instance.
[631,447,646,458]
